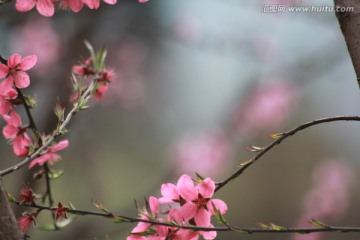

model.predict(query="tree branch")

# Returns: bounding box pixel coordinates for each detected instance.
[0,78,97,177]
[216,116,360,192]
[12,201,360,235]
[0,179,23,240]
[334,0,360,87]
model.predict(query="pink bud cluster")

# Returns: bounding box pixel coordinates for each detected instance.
[128,174,228,240]
[72,57,115,100]
[15,0,149,17]
[17,212,37,233]
[16,185,69,232]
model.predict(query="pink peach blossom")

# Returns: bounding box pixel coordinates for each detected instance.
[98,68,116,82]
[3,110,31,156]
[128,175,227,239]
[72,58,94,76]
[155,209,199,240]
[19,186,35,204]
[54,202,68,221]
[17,212,37,233]
[94,84,108,100]
[29,140,69,168]
[128,196,159,238]
[178,176,227,227]
[159,174,227,231]
[15,0,55,17]
[158,174,189,205]
[94,69,116,100]
[0,78,17,115]
[0,53,37,89]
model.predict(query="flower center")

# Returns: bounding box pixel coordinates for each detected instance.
[193,193,209,210]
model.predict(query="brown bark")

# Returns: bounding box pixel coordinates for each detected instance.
[334,0,360,87]
[0,178,23,240]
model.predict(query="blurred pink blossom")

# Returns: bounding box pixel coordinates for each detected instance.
[116,76,145,108]
[116,38,147,71]
[105,38,147,108]
[233,80,297,134]
[292,159,355,240]
[10,18,62,76]
[172,14,203,45]
[169,132,231,178]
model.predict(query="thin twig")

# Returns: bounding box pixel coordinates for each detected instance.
[0,78,97,177]
[216,116,360,192]
[13,201,360,234]
[16,88,58,228]
[43,162,58,230]
[16,88,38,132]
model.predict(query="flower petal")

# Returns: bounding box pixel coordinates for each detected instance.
[15,0,36,12]
[131,221,151,233]
[2,124,17,139]
[198,178,215,199]
[13,135,30,157]
[168,208,183,223]
[160,183,179,201]
[83,0,100,9]
[0,96,11,115]
[179,202,196,221]
[68,0,83,12]
[50,140,69,152]
[19,55,37,71]
[194,209,211,227]
[149,196,158,216]
[200,225,217,240]
[178,174,197,201]
[12,110,22,126]
[103,0,116,5]
[29,154,50,168]
[0,64,9,78]
[36,0,55,17]
[13,71,30,88]
[7,54,21,68]
[208,199,228,215]
[0,77,15,96]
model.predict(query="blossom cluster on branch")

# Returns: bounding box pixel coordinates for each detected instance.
[0,54,37,157]
[128,174,228,240]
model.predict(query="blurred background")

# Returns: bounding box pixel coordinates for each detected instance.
[1,0,360,239]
